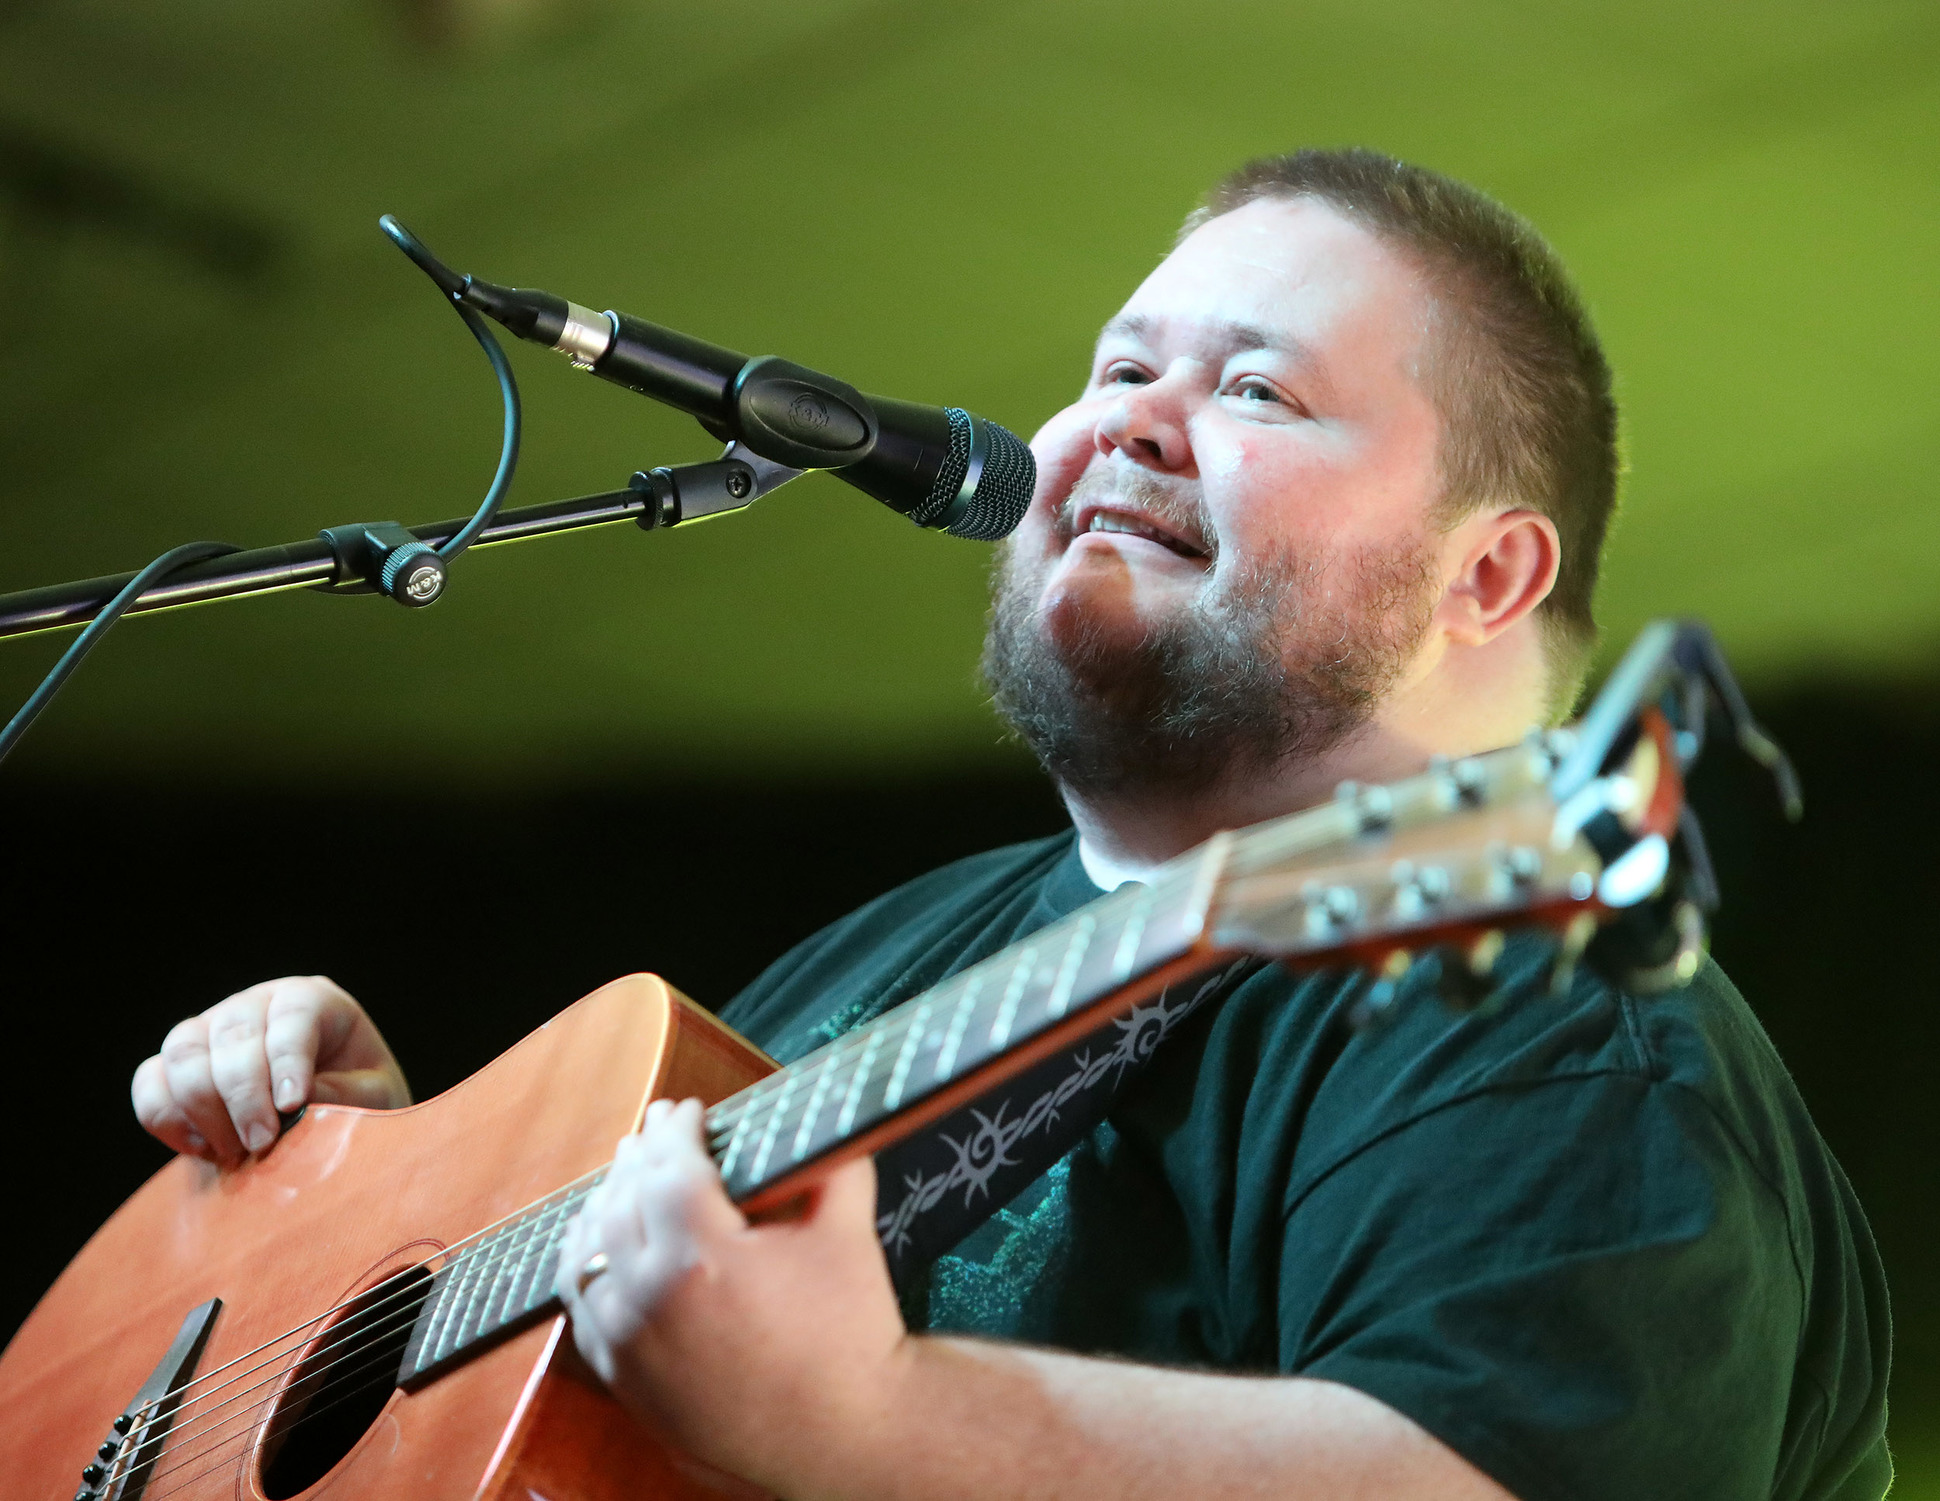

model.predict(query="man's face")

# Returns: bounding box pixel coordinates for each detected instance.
[985,195,1449,795]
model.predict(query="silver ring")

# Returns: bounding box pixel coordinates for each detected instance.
[575,1250,610,1295]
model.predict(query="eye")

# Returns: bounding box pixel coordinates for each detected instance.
[1229,376,1281,403]
[1102,361,1152,387]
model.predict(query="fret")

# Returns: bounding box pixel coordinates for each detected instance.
[835,1025,885,1135]
[791,1052,840,1162]
[420,1245,477,1364]
[1045,914,1093,1019]
[934,974,984,1082]
[882,999,931,1112]
[510,1193,574,1315]
[428,1246,485,1364]
[746,1071,797,1185]
[447,1234,501,1354]
[1110,889,1155,980]
[988,945,1036,1051]
[487,1220,534,1329]
[718,1107,754,1180]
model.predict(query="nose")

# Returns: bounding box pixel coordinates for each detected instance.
[1094,375,1193,474]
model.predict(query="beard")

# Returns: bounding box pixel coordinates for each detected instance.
[981,471,1438,801]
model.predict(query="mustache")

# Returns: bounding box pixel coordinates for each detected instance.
[1054,468,1219,557]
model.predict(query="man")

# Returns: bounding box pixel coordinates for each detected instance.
[131,150,1890,1499]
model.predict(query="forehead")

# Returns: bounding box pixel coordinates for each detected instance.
[1106,197,1430,371]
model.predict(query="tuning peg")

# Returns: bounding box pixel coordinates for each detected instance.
[1349,949,1415,1029]
[1546,912,1600,997]
[1433,930,1505,1012]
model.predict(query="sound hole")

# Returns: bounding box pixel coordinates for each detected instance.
[259,1264,433,1499]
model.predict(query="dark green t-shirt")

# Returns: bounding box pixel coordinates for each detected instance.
[720,832,1891,1501]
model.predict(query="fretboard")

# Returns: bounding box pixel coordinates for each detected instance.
[398,1176,597,1385]
[701,839,1229,1207]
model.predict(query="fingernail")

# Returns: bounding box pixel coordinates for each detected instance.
[274,1077,300,1110]
[244,1123,274,1154]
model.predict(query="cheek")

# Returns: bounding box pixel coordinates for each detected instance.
[1028,403,1103,515]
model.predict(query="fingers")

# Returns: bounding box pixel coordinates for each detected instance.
[262,980,328,1112]
[634,1100,745,1256]
[131,1053,211,1159]
[555,1100,743,1343]
[204,994,279,1155]
[132,975,406,1165]
[156,1012,247,1163]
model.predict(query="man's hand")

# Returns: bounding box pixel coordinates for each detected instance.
[131,976,411,1164]
[554,1098,908,1496]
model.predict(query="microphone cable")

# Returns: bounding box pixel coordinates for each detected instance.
[0,219,525,767]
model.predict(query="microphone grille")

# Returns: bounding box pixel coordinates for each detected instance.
[946,415,1036,541]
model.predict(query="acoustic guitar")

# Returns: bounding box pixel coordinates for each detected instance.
[0,621,1771,1501]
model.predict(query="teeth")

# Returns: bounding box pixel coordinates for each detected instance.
[1085,510,1200,557]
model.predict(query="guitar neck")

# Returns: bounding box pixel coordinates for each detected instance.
[398,729,1591,1388]
[702,832,1232,1209]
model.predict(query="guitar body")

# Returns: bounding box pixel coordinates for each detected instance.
[0,975,775,1501]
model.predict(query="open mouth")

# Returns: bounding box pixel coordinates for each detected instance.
[1072,505,1209,561]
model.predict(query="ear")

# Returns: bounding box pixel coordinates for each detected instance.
[1435,509,1560,647]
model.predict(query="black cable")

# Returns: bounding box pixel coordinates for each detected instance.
[0,216,521,771]
[0,540,239,765]
[378,214,521,562]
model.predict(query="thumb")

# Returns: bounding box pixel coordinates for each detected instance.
[806,1153,881,1241]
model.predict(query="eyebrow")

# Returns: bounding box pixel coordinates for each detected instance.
[1097,313,1330,386]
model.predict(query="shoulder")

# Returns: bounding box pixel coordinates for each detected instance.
[1152,942,1860,1276]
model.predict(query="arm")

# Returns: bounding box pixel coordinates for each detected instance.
[555,1100,1515,1501]
[131,975,411,1163]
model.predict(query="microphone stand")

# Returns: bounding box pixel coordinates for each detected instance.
[0,442,803,642]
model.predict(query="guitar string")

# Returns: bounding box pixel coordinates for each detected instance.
[143,1023,851,1451]
[124,864,1213,1491]
[140,872,1182,1477]
[132,1169,605,1431]
[703,873,1173,1138]
[138,1343,456,1501]
[133,817,1386,1479]
[129,913,1166,1490]
[128,1181,600,1496]
[126,1181,595,1480]
[125,939,1073,1484]
[146,975,965,1438]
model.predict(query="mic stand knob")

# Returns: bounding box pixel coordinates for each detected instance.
[318,521,448,607]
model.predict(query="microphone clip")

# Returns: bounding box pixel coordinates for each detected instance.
[631,441,804,531]
[318,521,448,607]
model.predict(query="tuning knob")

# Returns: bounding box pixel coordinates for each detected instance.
[1349,950,1415,1029]
[1433,930,1505,1012]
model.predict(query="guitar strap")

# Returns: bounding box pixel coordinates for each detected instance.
[870,956,1259,1292]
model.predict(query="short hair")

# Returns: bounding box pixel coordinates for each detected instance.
[1184,148,1618,716]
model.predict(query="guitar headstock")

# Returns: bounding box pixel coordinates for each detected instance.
[1188,620,1800,1014]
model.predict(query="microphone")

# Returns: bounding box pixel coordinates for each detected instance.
[402,237,1035,541]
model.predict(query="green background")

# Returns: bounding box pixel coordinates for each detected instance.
[1,1,1934,1490]
[1,0,1935,780]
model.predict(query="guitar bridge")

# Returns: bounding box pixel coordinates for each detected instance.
[74,1297,220,1501]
